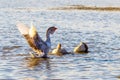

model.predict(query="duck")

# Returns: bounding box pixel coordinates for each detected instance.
[74,42,88,53]
[50,43,69,56]
[16,22,57,58]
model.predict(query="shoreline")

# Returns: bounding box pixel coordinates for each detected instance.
[49,5,120,11]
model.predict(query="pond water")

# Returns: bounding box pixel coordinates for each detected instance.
[0,0,120,80]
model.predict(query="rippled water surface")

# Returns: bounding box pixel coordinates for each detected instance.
[0,0,120,80]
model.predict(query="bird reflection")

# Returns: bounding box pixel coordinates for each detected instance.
[25,57,51,70]
[116,75,120,79]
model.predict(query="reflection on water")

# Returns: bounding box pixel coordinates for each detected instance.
[117,75,120,79]
[2,46,22,53]
[3,46,22,51]
[25,57,50,70]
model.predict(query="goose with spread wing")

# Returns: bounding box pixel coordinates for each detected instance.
[16,22,57,58]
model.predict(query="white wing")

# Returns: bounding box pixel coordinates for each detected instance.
[16,22,29,35]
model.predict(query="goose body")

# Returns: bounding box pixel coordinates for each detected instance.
[51,43,69,56]
[74,42,88,53]
[17,22,57,58]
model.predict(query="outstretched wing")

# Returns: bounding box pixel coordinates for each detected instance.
[16,22,47,54]
[16,22,29,35]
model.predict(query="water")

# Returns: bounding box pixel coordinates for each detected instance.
[0,0,120,80]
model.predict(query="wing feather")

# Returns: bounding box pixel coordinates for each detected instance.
[16,22,29,35]
[16,22,47,54]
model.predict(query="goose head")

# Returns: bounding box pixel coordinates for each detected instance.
[47,26,57,35]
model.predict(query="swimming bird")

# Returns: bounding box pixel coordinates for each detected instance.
[16,22,57,58]
[51,43,69,56]
[74,42,88,53]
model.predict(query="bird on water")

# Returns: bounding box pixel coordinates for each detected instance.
[16,22,57,58]
[51,43,69,56]
[74,42,88,53]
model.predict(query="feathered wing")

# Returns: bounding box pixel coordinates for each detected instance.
[16,22,29,35]
[16,22,47,54]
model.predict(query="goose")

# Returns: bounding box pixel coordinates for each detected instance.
[74,42,88,53]
[51,43,69,56]
[16,22,57,58]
